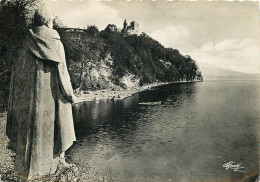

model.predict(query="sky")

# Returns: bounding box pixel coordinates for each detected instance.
[43,0,260,73]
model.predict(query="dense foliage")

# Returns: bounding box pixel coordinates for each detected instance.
[60,28,202,91]
[59,32,108,90]
[85,25,99,37]
[99,31,202,84]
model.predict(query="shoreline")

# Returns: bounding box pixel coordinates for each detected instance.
[73,80,202,104]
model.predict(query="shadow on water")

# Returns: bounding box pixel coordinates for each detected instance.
[72,94,140,137]
[72,82,197,139]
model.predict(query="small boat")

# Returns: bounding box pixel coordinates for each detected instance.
[138,101,162,106]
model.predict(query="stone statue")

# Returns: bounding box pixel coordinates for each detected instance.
[6,7,77,180]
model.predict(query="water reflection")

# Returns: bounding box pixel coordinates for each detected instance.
[72,82,196,138]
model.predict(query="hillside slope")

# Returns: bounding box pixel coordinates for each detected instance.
[59,28,203,91]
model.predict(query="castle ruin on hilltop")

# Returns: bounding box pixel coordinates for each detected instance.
[60,19,140,39]
[121,19,140,35]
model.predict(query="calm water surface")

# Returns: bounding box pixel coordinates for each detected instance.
[69,80,260,182]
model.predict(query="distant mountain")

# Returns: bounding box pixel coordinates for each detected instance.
[198,62,260,80]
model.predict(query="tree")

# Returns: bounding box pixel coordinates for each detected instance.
[85,25,99,36]
[53,15,65,30]
[0,0,42,111]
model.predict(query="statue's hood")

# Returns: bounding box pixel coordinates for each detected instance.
[23,26,62,63]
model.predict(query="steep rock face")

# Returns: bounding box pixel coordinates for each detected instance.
[60,31,112,90]
[59,29,202,91]
[120,73,140,88]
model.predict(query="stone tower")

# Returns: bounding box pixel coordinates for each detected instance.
[129,21,139,35]
[121,19,140,35]
[123,19,128,30]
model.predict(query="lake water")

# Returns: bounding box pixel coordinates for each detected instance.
[69,80,260,182]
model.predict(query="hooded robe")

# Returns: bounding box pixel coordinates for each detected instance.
[6,25,76,179]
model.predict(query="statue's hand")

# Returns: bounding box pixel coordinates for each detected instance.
[71,94,78,104]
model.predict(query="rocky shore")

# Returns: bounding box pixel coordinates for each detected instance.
[0,113,16,181]
[73,80,201,104]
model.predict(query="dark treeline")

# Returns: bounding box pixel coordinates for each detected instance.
[0,0,42,111]
[99,30,202,84]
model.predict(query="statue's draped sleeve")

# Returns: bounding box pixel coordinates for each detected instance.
[56,40,74,102]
